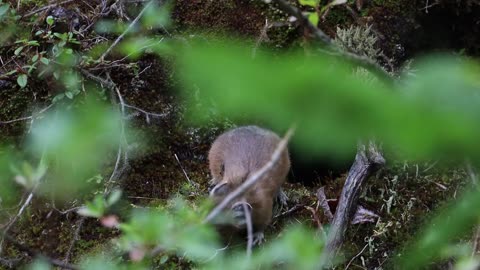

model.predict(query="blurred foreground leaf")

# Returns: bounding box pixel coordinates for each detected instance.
[178,41,480,161]
[27,100,122,199]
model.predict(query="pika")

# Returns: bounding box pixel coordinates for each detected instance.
[208,126,290,244]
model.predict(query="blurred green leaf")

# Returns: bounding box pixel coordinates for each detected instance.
[107,189,122,206]
[27,259,51,270]
[299,0,319,7]
[17,74,27,88]
[46,16,54,26]
[27,100,122,198]
[0,4,9,17]
[178,41,480,161]
[307,12,319,27]
[14,46,24,55]
[141,1,172,29]
[40,57,49,65]
[94,19,128,35]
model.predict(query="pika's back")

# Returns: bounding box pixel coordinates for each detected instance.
[208,126,289,187]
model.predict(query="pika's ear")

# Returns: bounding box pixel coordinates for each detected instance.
[209,182,230,197]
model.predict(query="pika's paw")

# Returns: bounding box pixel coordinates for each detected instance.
[231,201,252,229]
[252,231,265,246]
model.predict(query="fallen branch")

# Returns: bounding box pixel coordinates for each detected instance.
[324,141,385,260]
[203,126,295,223]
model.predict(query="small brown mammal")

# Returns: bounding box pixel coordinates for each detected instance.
[208,126,290,244]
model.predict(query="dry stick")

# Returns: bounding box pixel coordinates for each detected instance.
[104,83,129,194]
[269,0,391,84]
[0,104,53,125]
[0,185,39,255]
[345,243,368,270]
[1,232,79,270]
[324,141,385,260]
[22,0,75,17]
[242,201,254,258]
[204,126,295,224]
[174,153,197,186]
[99,0,154,61]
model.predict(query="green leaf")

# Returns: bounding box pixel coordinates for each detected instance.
[46,15,54,26]
[40,57,49,65]
[0,4,9,18]
[14,46,24,56]
[32,54,39,62]
[17,74,27,88]
[107,189,122,206]
[308,12,319,27]
[299,0,319,7]
[65,91,74,99]
[77,206,102,218]
[52,93,64,103]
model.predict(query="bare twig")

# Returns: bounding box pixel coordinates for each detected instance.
[345,243,368,270]
[99,0,154,61]
[419,0,439,13]
[22,0,75,17]
[0,185,39,255]
[103,80,129,193]
[174,153,197,186]
[242,201,253,258]
[204,126,295,223]
[252,19,271,58]
[0,104,53,125]
[125,103,168,123]
[273,204,304,220]
[304,205,327,238]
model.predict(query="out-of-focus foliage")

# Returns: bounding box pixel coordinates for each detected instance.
[178,40,480,161]
[20,100,121,198]
[205,226,324,270]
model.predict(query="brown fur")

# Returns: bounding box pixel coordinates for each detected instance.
[208,126,290,233]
